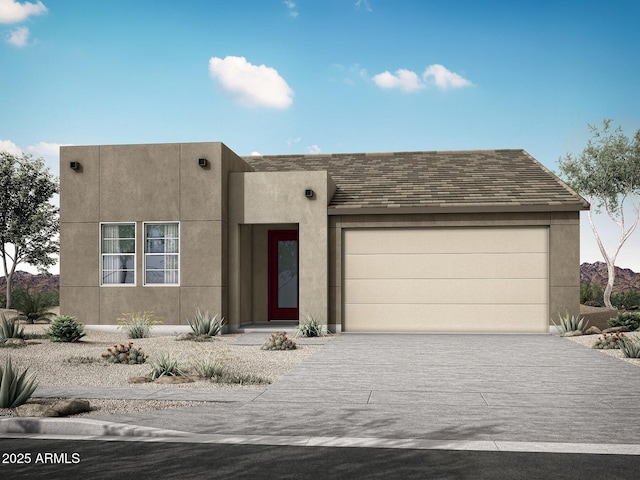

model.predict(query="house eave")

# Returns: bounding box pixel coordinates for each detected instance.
[327,203,590,216]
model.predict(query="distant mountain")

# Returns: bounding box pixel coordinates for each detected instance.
[580,262,640,291]
[0,271,59,293]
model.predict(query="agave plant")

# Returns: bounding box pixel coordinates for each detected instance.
[0,357,38,408]
[148,353,184,379]
[0,313,25,341]
[295,314,326,338]
[187,309,225,336]
[620,336,640,358]
[552,313,589,334]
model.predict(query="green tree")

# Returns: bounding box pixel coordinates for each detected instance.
[559,120,640,310]
[0,151,59,309]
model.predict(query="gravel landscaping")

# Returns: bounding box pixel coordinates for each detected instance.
[0,318,325,418]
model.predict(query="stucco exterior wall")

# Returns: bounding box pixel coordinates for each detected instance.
[60,142,250,325]
[228,171,336,329]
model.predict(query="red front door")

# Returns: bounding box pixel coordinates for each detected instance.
[268,230,299,321]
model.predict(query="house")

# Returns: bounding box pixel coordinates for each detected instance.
[60,143,589,333]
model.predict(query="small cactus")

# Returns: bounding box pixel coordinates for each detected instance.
[261,332,297,351]
[101,342,148,364]
[593,332,624,350]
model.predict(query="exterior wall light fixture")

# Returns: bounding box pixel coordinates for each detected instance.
[70,161,81,171]
[198,158,208,168]
[305,189,314,199]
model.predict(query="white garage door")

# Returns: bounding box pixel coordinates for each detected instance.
[343,227,549,332]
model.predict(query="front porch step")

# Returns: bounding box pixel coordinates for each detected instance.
[234,322,298,334]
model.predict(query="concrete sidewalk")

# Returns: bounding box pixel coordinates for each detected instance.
[2,334,640,454]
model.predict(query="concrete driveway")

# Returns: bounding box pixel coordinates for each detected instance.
[46,333,636,453]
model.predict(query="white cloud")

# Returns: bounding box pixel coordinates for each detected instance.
[26,141,64,157]
[208,56,294,109]
[0,0,47,24]
[283,0,298,18]
[6,25,28,46]
[306,145,321,154]
[372,69,424,92]
[286,136,301,145]
[372,64,472,92]
[355,0,372,12]
[0,139,23,155]
[423,64,473,89]
[249,151,262,156]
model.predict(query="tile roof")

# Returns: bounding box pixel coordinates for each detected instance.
[245,149,589,214]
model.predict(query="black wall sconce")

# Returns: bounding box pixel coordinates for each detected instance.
[69,161,81,171]
[198,158,208,168]
[305,189,314,199]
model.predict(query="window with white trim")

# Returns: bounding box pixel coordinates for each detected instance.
[101,223,136,285]
[144,223,179,285]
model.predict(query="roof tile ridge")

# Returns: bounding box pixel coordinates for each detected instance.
[520,150,590,208]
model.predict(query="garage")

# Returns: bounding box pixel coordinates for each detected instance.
[343,226,549,332]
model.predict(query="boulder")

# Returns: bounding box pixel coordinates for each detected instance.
[15,404,59,417]
[584,326,602,335]
[602,326,630,334]
[559,330,583,337]
[3,338,26,347]
[175,332,195,341]
[52,399,91,416]
[128,376,154,384]
[154,375,193,384]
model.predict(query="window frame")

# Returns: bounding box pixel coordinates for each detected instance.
[143,221,180,287]
[99,222,137,287]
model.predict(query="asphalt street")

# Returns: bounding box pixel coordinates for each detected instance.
[1,438,638,480]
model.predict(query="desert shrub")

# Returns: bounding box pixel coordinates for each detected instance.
[11,287,56,324]
[580,281,604,306]
[210,372,271,385]
[608,312,640,332]
[552,313,589,334]
[46,315,86,343]
[0,357,38,408]
[261,332,297,351]
[593,332,624,350]
[187,309,225,336]
[65,355,100,364]
[610,291,640,310]
[101,342,147,364]
[117,311,163,339]
[295,315,325,337]
[0,313,25,340]
[191,358,225,378]
[148,353,184,379]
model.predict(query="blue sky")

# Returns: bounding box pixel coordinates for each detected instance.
[1,0,640,274]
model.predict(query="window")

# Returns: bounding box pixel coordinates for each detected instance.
[145,223,179,285]
[101,223,136,285]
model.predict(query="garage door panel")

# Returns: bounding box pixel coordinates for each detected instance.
[345,278,548,304]
[344,253,548,279]
[346,228,548,254]
[344,304,549,332]
[343,226,549,332]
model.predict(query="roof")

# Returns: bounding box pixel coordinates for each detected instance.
[245,149,590,215]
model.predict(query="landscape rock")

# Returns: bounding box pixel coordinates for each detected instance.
[52,399,91,416]
[602,326,630,334]
[128,376,154,384]
[2,338,26,347]
[15,404,59,417]
[584,326,602,335]
[175,332,195,341]
[154,375,193,384]
[559,330,583,337]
